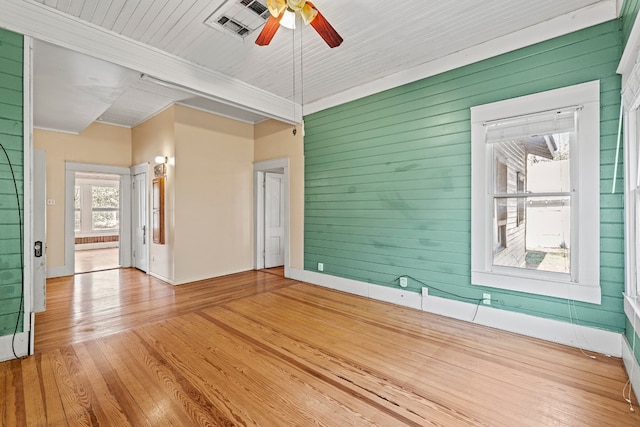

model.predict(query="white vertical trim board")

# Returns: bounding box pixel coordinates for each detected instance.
[288,268,623,358]
[23,35,34,353]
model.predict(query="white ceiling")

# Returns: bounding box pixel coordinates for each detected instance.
[17,0,620,133]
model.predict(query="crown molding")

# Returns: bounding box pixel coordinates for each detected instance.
[306,1,617,115]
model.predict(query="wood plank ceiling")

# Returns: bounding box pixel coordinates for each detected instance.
[27,0,608,132]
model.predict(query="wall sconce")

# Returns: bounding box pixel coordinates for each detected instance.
[154,156,167,177]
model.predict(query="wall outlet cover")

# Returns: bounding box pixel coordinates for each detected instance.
[317,262,324,272]
[399,277,408,287]
[483,293,491,305]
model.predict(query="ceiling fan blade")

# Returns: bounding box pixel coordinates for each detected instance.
[255,14,282,46]
[306,2,343,48]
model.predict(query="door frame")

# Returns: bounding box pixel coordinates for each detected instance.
[64,162,132,276]
[254,158,290,276]
[131,163,149,273]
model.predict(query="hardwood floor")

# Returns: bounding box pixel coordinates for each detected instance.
[1,268,638,426]
[75,247,120,274]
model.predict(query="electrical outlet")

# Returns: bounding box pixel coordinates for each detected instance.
[483,293,491,305]
[421,287,428,297]
[399,277,408,288]
[317,262,324,272]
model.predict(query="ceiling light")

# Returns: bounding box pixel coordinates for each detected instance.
[280,9,296,29]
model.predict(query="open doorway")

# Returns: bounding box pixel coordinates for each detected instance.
[254,158,290,276]
[74,172,121,273]
[64,162,133,276]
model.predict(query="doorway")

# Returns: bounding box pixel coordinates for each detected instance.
[254,159,290,275]
[265,171,285,268]
[64,163,132,276]
[73,171,121,273]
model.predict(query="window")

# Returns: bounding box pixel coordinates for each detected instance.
[74,173,120,235]
[471,81,601,304]
[625,106,640,299]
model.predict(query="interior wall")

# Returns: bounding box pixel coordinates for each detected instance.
[254,119,304,269]
[303,20,624,333]
[0,28,23,338]
[173,105,254,284]
[131,106,175,283]
[33,122,132,273]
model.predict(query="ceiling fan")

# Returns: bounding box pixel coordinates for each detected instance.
[255,0,343,48]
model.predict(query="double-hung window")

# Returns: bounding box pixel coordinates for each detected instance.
[470,81,601,304]
[74,174,120,235]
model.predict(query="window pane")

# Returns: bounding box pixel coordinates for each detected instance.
[527,132,571,193]
[74,186,81,209]
[92,211,119,230]
[92,186,119,209]
[74,211,81,232]
[493,196,570,274]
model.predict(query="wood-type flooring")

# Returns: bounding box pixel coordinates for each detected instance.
[1,268,638,426]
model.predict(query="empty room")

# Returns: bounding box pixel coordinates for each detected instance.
[1,0,640,425]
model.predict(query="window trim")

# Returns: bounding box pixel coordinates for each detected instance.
[470,81,601,304]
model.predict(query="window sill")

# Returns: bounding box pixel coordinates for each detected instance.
[472,270,601,304]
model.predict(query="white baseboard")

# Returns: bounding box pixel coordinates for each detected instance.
[46,265,67,278]
[148,271,174,285]
[0,332,29,362]
[623,335,640,404]
[289,268,622,357]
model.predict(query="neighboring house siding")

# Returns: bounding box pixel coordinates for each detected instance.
[622,0,640,48]
[304,21,624,332]
[493,141,527,269]
[0,28,23,337]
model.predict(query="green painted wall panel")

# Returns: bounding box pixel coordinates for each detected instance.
[304,20,626,333]
[623,0,640,47]
[0,28,23,338]
[0,57,22,78]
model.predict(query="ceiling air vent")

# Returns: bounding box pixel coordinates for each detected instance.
[204,0,271,39]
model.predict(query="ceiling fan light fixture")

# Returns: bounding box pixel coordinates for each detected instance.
[280,9,296,29]
[299,4,317,24]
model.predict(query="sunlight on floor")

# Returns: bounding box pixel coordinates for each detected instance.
[75,248,119,273]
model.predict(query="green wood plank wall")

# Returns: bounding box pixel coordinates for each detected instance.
[304,20,625,333]
[622,0,640,48]
[0,28,23,337]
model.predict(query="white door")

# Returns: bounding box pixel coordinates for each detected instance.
[264,172,285,268]
[132,170,148,272]
[32,149,46,312]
